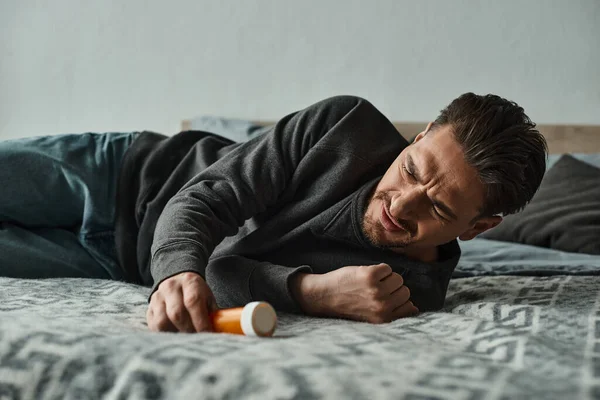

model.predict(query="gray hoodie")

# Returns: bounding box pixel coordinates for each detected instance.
[114,95,460,312]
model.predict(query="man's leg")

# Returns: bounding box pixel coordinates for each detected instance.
[0,132,139,280]
[0,224,112,278]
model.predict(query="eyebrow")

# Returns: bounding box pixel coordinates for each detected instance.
[406,154,458,221]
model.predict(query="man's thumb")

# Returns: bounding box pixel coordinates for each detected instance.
[207,296,219,313]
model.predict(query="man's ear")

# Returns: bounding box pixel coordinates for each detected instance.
[412,122,434,144]
[458,215,502,241]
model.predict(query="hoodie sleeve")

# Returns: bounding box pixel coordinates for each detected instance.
[205,255,313,313]
[149,95,366,294]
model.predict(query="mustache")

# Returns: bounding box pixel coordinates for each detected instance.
[372,191,417,235]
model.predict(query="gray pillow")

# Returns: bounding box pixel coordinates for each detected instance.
[480,155,600,255]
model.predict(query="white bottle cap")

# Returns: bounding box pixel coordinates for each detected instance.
[240,301,277,337]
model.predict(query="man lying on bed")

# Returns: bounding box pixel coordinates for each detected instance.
[0,93,547,333]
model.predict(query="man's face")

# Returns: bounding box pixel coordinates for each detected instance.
[363,124,499,252]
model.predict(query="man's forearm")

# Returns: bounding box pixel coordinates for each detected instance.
[289,265,420,324]
[289,272,332,317]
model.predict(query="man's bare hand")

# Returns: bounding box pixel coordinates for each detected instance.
[147,272,218,333]
[292,263,419,324]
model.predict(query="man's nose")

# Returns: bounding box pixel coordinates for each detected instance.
[389,188,425,218]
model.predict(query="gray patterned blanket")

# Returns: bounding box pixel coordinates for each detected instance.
[0,274,597,400]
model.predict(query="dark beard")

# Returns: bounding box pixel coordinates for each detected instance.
[361,190,415,250]
[361,218,410,249]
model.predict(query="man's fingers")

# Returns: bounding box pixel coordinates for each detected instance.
[146,272,219,334]
[391,300,419,319]
[208,297,219,313]
[379,272,404,295]
[368,263,393,281]
[183,284,214,332]
[148,298,177,332]
[389,285,411,307]
[165,289,196,333]
[194,301,214,333]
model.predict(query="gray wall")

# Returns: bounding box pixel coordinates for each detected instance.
[1,0,599,140]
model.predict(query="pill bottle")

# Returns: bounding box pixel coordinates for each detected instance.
[211,301,277,337]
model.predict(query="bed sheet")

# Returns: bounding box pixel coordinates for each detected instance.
[1,271,599,400]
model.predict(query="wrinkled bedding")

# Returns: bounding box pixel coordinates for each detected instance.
[1,240,599,399]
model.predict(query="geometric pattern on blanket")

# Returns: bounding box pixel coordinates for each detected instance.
[0,275,598,399]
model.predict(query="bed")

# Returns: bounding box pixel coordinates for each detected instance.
[1,117,599,399]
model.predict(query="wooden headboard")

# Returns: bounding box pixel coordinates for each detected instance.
[181,119,600,154]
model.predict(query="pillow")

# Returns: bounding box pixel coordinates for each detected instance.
[479,155,600,255]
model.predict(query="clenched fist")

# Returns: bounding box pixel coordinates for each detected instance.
[292,263,419,323]
[147,272,218,333]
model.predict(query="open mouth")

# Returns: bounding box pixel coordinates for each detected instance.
[380,203,406,232]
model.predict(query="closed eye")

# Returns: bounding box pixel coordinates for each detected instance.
[431,203,450,222]
[402,165,415,181]
[432,206,447,221]
[404,163,448,222]
[403,155,458,222]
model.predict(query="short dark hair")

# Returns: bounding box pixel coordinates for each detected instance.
[432,92,548,217]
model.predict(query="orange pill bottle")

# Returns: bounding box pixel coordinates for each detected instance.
[211,301,277,337]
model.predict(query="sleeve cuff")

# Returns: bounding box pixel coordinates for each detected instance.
[148,242,208,301]
[249,263,313,313]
